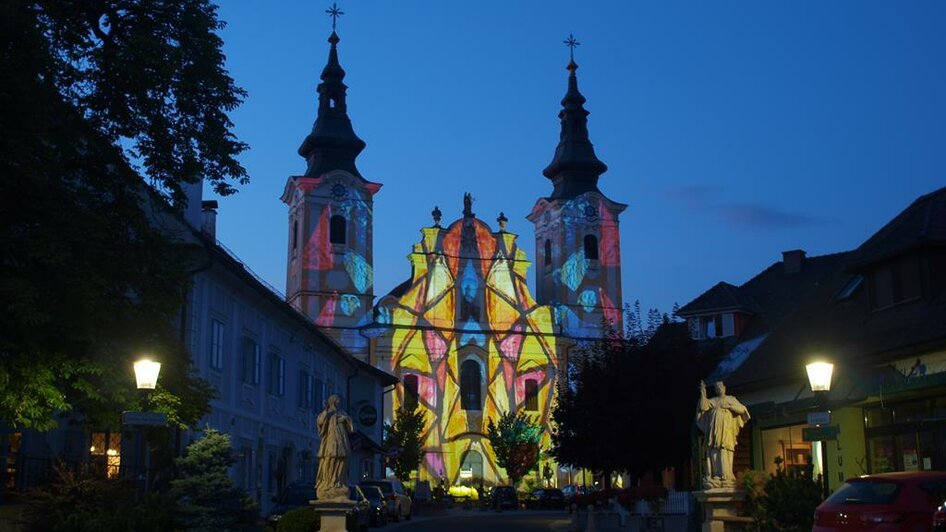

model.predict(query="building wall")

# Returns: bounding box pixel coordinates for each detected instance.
[372,218,561,486]
[186,257,362,515]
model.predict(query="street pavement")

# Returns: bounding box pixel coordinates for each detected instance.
[385,508,574,531]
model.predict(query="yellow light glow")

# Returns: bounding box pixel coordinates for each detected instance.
[90,446,96,453]
[134,359,162,390]
[806,361,834,392]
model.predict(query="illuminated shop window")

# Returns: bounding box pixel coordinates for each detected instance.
[460,360,482,411]
[584,234,599,261]
[330,215,346,245]
[524,379,538,411]
[404,374,419,410]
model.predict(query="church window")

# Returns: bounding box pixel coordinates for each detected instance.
[330,215,346,245]
[460,360,481,411]
[524,379,538,411]
[584,234,599,260]
[292,219,299,252]
[404,374,419,410]
[544,239,552,266]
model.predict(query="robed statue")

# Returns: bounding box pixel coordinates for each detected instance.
[696,381,749,489]
[315,395,354,500]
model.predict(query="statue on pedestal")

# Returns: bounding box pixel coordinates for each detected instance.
[695,381,749,489]
[315,394,354,501]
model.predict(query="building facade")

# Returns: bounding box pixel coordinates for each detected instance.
[280,29,626,487]
[680,187,946,491]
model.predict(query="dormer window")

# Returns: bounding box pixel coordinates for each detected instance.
[584,234,599,260]
[688,313,738,340]
[330,215,346,245]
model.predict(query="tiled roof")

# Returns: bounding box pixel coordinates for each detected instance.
[677,282,750,315]
[847,186,946,270]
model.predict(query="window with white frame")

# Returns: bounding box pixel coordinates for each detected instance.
[210,319,225,370]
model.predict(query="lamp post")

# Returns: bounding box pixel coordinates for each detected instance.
[806,361,834,500]
[131,358,162,492]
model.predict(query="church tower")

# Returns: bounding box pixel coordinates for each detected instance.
[281,28,381,360]
[527,45,625,338]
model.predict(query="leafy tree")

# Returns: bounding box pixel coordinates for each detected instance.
[383,407,427,482]
[551,315,706,489]
[169,428,257,531]
[1,0,242,429]
[486,410,544,487]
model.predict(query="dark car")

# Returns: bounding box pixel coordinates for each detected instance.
[493,485,519,510]
[360,479,412,521]
[360,484,388,527]
[266,482,370,527]
[561,484,587,506]
[813,471,946,531]
[532,488,565,509]
[936,502,946,532]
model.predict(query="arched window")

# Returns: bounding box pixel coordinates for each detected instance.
[330,215,346,245]
[584,234,599,260]
[460,360,481,411]
[460,450,484,480]
[292,219,299,251]
[544,239,552,266]
[524,379,538,411]
[403,374,419,410]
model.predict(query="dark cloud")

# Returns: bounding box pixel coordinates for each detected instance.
[663,186,822,229]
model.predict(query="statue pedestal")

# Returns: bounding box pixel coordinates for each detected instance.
[694,488,749,532]
[310,499,353,532]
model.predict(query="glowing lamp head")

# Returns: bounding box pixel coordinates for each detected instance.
[806,361,834,392]
[134,359,162,390]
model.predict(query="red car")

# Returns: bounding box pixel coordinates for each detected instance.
[813,471,946,531]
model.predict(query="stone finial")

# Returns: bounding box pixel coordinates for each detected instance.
[497,212,508,232]
[463,193,474,218]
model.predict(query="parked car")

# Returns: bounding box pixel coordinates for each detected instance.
[561,484,587,506]
[813,471,946,532]
[935,501,946,532]
[266,482,371,527]
[360,479,412,521]
[492,485,519,510]
[360,484,388,527]
[532,488,566,509]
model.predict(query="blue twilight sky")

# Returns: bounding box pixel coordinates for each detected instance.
[207,1,945,315]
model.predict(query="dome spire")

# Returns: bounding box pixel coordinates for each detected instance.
[542,34,608,200]
[298,3,366,178]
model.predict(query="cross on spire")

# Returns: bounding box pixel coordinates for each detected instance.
[564,33,580,62]
[326,2,344,31]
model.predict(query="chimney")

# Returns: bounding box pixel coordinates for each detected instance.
[182,179,203,229]
[201,200,218,240]
[782,249,806,274]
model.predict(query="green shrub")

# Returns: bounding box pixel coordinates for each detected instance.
[743,458,823,532]
[22,463,173,532]
[275,507,364,532]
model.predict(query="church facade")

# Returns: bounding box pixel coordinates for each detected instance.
[282,29,625,486]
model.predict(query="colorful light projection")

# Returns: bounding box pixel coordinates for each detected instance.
[532,193,623,336]
[381,216,559,485]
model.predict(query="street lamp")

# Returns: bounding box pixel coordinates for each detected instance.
[806,360,834,500]
[134,359,162,390]
[130,358,162,492]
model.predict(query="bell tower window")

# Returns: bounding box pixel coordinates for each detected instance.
[584,234,599,260]
[330,215,346,245]
[544,239,552,266]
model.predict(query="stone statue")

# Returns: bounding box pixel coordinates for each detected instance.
[696,381,749,489]
[315,395,354,500]
[463,192,474,218]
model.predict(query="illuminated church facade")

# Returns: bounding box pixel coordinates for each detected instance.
[282,29,625,486]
